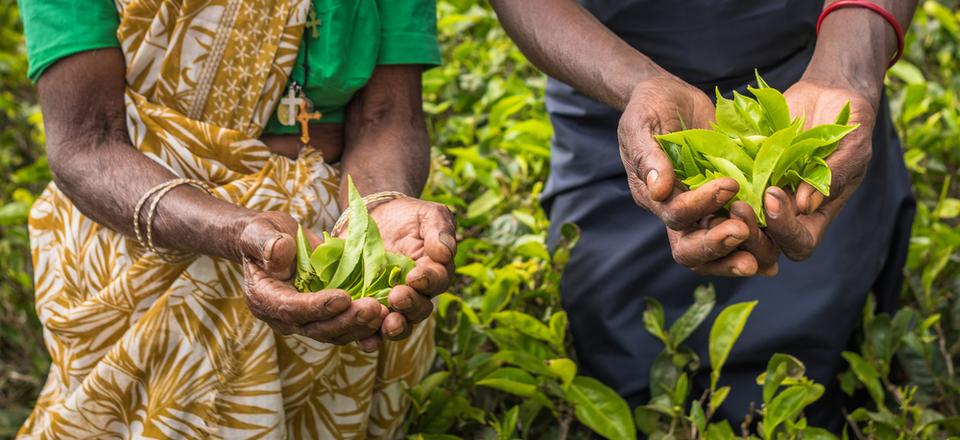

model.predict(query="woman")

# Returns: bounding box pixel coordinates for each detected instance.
[19,0,455,437]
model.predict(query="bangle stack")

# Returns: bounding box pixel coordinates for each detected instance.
[133,178,214,260]
[331,191,408,237]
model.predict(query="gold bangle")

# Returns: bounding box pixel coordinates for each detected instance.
[133,179,188,249]
[331,191,408,236]
[133,178,214,260]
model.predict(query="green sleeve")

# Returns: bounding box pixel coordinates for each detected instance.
[18,0,120,82]
[375,0,440,66]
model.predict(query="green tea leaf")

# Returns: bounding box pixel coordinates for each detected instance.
[708,386,730,415]
[842,351,885,409]
[361,215,386,292]
[660,129,754,175]
[546,358,577,389]
[734,90,769,134]
[763,384,825,439]
[834,101,851,125]
[294,225,317,291]
[564,376,637,440]
[709,301,758,387]
[310,233,345,285]
[667,285,716,349]
[643,297,668,345]
[329,177,368,289]
[477,367,538,398]
[751,120,801,224]
[714,89,753,137]
[799,157,832,197]
[749,85,791,131]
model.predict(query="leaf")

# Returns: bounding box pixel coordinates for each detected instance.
[802,427,839,440]
[704,155,752,212]
[643,297,668,344]
[476,367,538,398]
[798,157,832,197]
[704,420,736,440]
[709,301,758,387]
[466,189,502,219]
[755,69,771,88]
[310,234,345,285]
[651,351,680,399]
[329,177,368,289]
[751,120,801,222]
[734,90,769,134]
[841,352,885,409]
[708,386,729,415]
[667,285,716,349]
[664,129,754,175]
[361,213,386,292]
[690,400,706,434]
[492,311,553,343]
[714,89,753,137]
[763,384,825,439]
[749,85,791,131]
[294,225,317,291]
[564,376,636,440]
[834,101,851,125]
[672,373,689,406]
[546,358,577,389]
[757,353,806,403]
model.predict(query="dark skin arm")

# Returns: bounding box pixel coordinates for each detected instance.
[764,0,919,260]
[39,48,387,350]
[490,0,765,276]
[341,65,457,344]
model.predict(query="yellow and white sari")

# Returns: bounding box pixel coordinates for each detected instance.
[21,0,433,438]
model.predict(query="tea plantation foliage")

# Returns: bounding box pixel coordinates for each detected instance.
[1,0,958,438]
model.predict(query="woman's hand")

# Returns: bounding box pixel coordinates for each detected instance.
[367,198,456,340]
[238,211,388,352]
[619,76,778,277]
[763,80,876,261]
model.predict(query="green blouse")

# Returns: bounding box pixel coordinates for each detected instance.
[19,0,440,134]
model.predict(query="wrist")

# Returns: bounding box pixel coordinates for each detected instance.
[805,7,896,108]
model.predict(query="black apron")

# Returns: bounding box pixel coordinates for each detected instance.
[542,0,915,430]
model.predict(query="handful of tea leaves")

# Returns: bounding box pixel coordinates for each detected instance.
[655,72,859,227]
[293,177,415,305]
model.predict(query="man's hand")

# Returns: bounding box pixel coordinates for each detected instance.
[619,76,778,276]
[237,211,388,352]
[763,80,876,261]
[367,198,456,340]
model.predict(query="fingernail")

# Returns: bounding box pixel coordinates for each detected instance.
[439,232,456,253]
[357,309,372,324]
[396,293,413,311]
[261,235,280,263]
[723,235,742,248]
[731,266,745,276]
[765,191,781,219]
[324,295,347,312]
[409,274,429,291]
[646,169,659,187]
[715,188,736,205]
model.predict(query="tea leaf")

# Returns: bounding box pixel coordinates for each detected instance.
[667,285,716,349]
[564,376,637,440]
[799,157,832,197]
[709,301,758,387]
[748,86,791,131]
[643,297,668,345]
[294,225,316,291]
[329,177,368,289]
[763,384,824,439]
[546,358,576,389]
[708,386,730,415]
[842,351,885,409]
[477,367,538,398]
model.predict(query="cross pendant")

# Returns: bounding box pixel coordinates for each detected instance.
[296,98,322,146]
[278,85,303,126]
[306,7,322,38]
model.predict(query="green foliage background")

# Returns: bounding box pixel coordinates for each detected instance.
[1,0,958,438]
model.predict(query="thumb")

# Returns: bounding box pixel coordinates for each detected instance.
[619,116,676,203]
[239,218,297,281]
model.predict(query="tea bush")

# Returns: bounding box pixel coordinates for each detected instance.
[1,0,958,438]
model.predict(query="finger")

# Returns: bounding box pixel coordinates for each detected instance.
[690,250,760,277]
[669,218,749,267]
[420,205,457,265]
[356,335,382,353]
[821,127,872,201]
[658,178,739,230]
[619,119,676,202]
[729,201,780,273]
[243,260,350,325]
[764,187,817,261]
[795,183,825,215]
[298,297,384,343]
[406,259,451,297]
[381,312,412,341]
[239,217,298,280]
[388,285,434,324]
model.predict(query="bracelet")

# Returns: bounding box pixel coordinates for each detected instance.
[331,191,408,236]
[816,0,905,68]
[133,178,214,260]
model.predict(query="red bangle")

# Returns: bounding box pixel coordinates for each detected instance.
[816,0,905,68]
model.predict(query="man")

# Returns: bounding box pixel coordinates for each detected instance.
[490,0,917,429]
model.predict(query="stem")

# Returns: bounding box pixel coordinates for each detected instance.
[740,401,755,440]
[557,404,572,440]
[843,409,868,440]
[934,322,955,378]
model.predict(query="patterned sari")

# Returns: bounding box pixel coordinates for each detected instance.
[21,0,434,438]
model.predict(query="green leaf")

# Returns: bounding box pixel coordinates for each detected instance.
[763,384,824,440]
[841,352,885,409]
[667,285,716,349]
[546,358,577,389]
[751,120,801,223]
[704,420,736,440]
[476,367,538,398]
[757,353,806,404]
[663,129,754,175]
[672,373,689,406]
[834,101,851,125]
[755,69,771,88]
[709,301,758,387]
[690,400,706,434]
[798,157,832,197]
[749,85,791,131]
[294,225,317,291]
[329,177,368,289]
[643,297,668,344]
[564,376,636,440]
[361,212,387,292]
[714,89,753,137]
[493,311,553,343]
[651,351,680,399]
[802,426,839,440]
[708,386,730,415]
[734,90,769,134]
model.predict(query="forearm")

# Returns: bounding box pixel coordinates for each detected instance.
[340,65,430,202]
[804,0,919,107]
[41,49,254,261]
[489,0,666,111]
